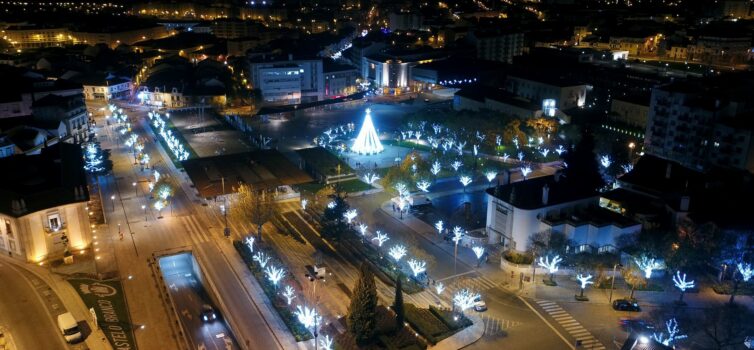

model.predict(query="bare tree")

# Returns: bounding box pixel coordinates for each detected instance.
[230,183,275,241]
[697,304,754,350]
[622,265,646,299]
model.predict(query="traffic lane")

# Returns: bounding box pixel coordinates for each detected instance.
[160,254,237,350]
[467,287,570,349]
[559,300,649,348]
[0,263,68,350]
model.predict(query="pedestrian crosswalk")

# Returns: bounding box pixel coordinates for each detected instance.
[480,314,522,336]
[441,275,500,295]
[535,300,606,350]
[178,215,212,246]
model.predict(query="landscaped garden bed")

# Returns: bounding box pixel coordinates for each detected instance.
[340,237,424,294]
[404,303,471,345]
[233,240,313,341]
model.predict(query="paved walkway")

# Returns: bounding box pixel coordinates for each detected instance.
[0,255,112,350]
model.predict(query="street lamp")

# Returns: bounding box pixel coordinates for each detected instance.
[132,182,137,197]
[110,195,116,212]
[609,263,623,302]
[628,142,636,159]
[142,205,147,221]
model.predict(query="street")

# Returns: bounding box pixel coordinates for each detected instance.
[158,253,237,350]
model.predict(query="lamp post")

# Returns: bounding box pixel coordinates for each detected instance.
[132,182,137,197]
[609,263,623,303]
[628,142,636,159]
[110,195,116,212]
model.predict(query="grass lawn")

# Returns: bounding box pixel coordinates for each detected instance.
[68,278,137,350]
[334,179,373,193]
[296,147,355,176]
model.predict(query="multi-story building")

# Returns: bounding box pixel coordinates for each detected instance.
[210,19,264,39]
[73,74,132,102]
[0,143,92,263]
[3,25,73,49]
[609,33,663,57]
[362,48,446,94]
[249,55,324,105]
[719,0,751,19]
[70,24,169,48]
[690,33,751,66]
[505,73,587,110]
[32,94,89,144]
[610,94,650,129]
[644,80,754,172]
[485,173,640,253]
[323,61,359,98]
[389,11,423,31]
[466,29,524,63]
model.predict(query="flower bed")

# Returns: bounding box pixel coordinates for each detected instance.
[404,303,470,345]
[233,240,313,341]
[341,237,424,294]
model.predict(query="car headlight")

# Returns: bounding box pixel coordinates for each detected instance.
[203,315,208,321]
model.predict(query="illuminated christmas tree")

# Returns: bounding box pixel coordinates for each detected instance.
[351,108,383,155]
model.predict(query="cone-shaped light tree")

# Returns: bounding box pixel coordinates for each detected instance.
[393,275,405,331]
[348,262,377,344]
[352,108,384,154]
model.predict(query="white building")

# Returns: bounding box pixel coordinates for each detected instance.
[486,173,640,253]
[249,56,324,105]
[505,73,588,110]
[74,74,132,102]
[0,143,92,263]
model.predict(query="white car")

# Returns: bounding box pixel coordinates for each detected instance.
[473,296,487,312]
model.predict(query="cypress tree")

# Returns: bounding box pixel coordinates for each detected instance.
[393,275,405,331]
[348,262,377,344]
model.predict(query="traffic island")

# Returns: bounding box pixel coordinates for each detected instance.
[543,279,558,286]
[574,295,589,301]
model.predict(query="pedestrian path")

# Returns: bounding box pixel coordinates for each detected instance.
[480,314,522,337]
[535,300,605,350]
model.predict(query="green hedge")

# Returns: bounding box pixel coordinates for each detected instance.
[429,306,472,330]
[233,240,313,341]
[504,251,533,265]
[712,280,754,296]
[404,303,450,344]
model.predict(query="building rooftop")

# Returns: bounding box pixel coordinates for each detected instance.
[456,86,539,110]
[182,150,313,197]
[0,143,88,217]
[486,174,596,210]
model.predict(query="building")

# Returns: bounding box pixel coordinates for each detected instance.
[505,73,588,110]
[323,61,359,98]
[249,55,324,105]
[72,74,132,102]
[718,0,752,19]
[210,19,264,39]
[454,87,540,119]
[609,33,663,57]
[643,80,754,172]
[0,143,92,263]
[362,48,447,94]
[389,12,423,31]
[486,173,640,253]
[466,29,524,63]
[32,94,89,144]
[690,33,751,66]
[610,94,651,129]
[3,25,73,49]
[70,25,169,48]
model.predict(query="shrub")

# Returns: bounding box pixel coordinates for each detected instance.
[404,303,449,344]
[504,251,533,265]
[429,306,472,330]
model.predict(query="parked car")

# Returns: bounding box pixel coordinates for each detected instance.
[473,296,487,312]
[612,299,641,312]
[201,304,217,322]
[57,312,82,343]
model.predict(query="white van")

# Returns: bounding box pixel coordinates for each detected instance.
[57,312,82,343]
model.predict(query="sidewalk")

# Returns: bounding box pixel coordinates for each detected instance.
[0,254,112,350]
[432,313,484,350]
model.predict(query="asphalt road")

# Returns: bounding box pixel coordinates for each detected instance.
[0,262,68,350]
[158,253,237,350]
[467,288,571,349]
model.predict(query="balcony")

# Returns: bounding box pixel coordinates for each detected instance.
[44,222,67,234]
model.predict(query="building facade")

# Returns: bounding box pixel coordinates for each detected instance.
[249,56,324,105]
[467,30,524,63]
[505,74,587,110]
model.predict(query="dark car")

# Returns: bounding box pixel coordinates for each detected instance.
[619,318,654,333]
[612,299,641,312]
[201,304,217,322]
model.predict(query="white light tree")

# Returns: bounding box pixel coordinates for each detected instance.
[435,282,445,295]
[319,335,334,350]
[253,251,270,268]
[358,224,368,236]
[672,271,695,303]
[621,164,634,174]
[652,318,687,346]
[282,285,296,305]
[738,262,753,282]
[351,108,384,154]
[453,289,480,313]
[540,148,550,158]
[394,183,409,198]
[301,199,308,210]
[435,220,444,235]
[245,236,255,253]
[408,259,427,277]
[472,246,485,267]
[485,171,497,184]
[431,161,441,176]
[576,274,594,298]
[459,175,472,191]
[416,180,431,193]
[372,231,389,247]
[327,201,336,209]
[521,166,532,179]
[473,144,478,156]
[83,142,105,173]
[538,255,563,283]
[517,152,524,162]
[363,172,380,184]
[343,209,357,223]
[456,141,466,155]
[600,155,612,168]
[294,305,321,329]
[388,245,407,261]
[451,160,462,172]
[634,256,663,279]
[502,153,510,163]
[555,145,565,155]
[452,226,464,244]
[265,265,285,288]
